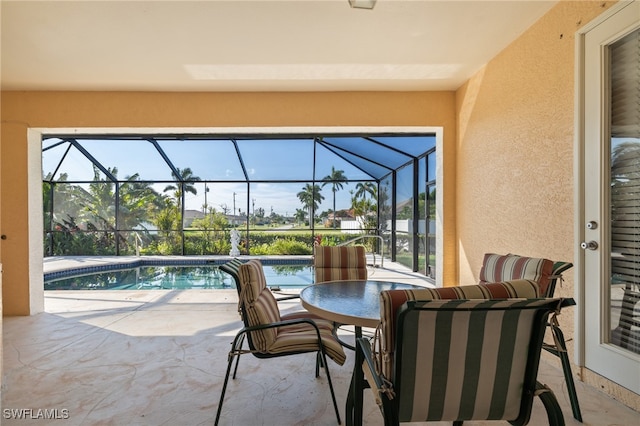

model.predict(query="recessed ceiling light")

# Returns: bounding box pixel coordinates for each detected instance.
[349,0,377,10]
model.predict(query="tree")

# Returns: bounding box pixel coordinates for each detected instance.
[190,208,230,254]
[297,183,324,225]
[321,167,347,229]
[118,173,164,230]
[80,165,117,231]
[354,181,376,201]
[152,198,182,255]
[163,167,201,210]
[351,189,378,232]
[294,208,307,226]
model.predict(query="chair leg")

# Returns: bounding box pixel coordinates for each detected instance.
[536,382,566,426]
[232,334,245,379]
[544,325,583,422]
[555,327,583,422]
[315,352,322,378]
[319,347,341,425]
[214,352,237,426]
[345,368,356,426]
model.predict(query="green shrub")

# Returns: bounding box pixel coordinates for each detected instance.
[251,238,312,255]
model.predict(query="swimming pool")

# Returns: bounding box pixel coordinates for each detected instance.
[44,259,315,290]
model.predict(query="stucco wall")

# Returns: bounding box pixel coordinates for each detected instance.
[455,0,640,409]
[456,1,615,286]
[0,91,457,315]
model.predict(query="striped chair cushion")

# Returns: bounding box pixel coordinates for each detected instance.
[479,253,554,296]
[238,260,269,302]
[390,298,560,422]
[244,290,281,351]
[377,279,540,379]
[270,322,347,366]
[238,260,280,351]
[314,245,368,283]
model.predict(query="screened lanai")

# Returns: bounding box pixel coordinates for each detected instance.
[42,133,437,279]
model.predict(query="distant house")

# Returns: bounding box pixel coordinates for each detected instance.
[183,209,204,227]
[225,215,244,227]
[327,209,355,223]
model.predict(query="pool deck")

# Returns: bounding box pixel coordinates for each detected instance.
[2,257,637,424]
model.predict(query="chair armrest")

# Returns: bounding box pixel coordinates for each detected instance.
[272,292,301,302]
[241,317,320,335]
[268,285,301,301]
[229,317,324,357]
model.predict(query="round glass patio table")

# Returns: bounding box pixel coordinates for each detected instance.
[300,280,421,426]
[299,280,421,328]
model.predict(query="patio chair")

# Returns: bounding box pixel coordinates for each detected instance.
[313,245,368,283]
[478,253,573,298]
[313,245,369,349]
[215,259,346,426]
[219,258,329,378]
[372,280,542,390]
[351,295,570,425]
[478,253,581,421]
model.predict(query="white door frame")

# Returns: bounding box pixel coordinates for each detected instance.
[575,0,640,393]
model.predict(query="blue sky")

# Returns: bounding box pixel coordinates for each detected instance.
[43,137,384,217]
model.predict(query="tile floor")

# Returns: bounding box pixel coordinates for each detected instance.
[2,260,639,425]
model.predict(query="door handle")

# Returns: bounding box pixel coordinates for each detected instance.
[581,241,599,250]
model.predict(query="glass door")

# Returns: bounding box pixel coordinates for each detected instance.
[582,1,639,393]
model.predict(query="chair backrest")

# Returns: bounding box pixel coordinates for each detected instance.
[313,245,368,283]
[219,258,244,297]
[377,279,540,380]
[236,259,282,352]
[390,297,564,423]
[478,253,573,297]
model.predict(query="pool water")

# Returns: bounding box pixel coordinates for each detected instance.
[44,264,315,290]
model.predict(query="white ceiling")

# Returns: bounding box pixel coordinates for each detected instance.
[1,0,557,92]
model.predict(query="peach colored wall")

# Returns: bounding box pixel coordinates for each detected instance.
[456,1,615,286]
[0,91,457,315]
[455,0,640,408]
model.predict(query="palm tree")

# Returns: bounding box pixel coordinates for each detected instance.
[321,167,347,229]
[297,183,324,225]
[118,173,164,230]
[163,167,201,210]
[354,182,377,201]
[294,208,307,226]
[351,185,378,232]
[81,165,118,231]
